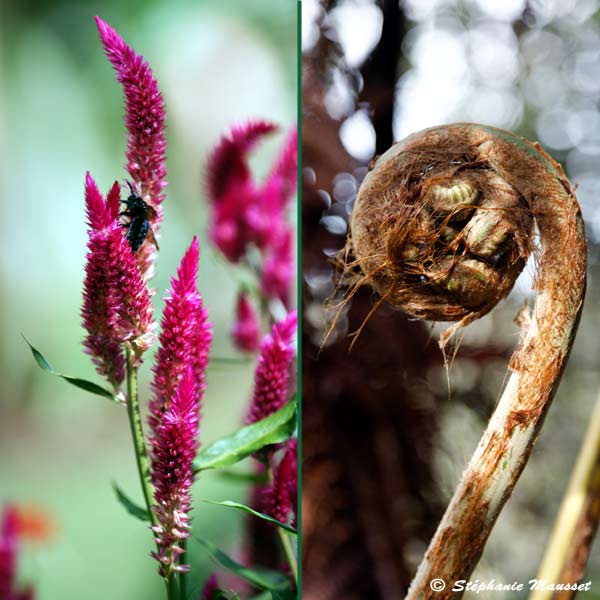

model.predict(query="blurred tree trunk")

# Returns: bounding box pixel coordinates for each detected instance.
[359,0,403,154]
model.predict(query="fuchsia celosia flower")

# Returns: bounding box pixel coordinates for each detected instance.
[148,238,211,576]
[81,173,156,382]
[246,311,298,424]
[260,127,298,221]
[206,121,297,265]
[0,506,34,600]
[247,127,297,254]
[206,120,276,262]
[149,237,212,429]
[95,16,167,279]
[258,127,297,306]
[261,227,294,306]
[200,573,219,600]
[231,292,260,353]
[0,506,18,599]
[263,439,298,527]
[149,368,199,577]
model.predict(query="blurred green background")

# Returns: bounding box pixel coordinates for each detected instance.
[0,0,296,598]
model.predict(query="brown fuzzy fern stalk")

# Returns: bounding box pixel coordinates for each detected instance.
[343,123,587,598]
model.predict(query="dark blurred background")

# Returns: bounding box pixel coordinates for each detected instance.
[0,1,296,598]
[302,1,600,598]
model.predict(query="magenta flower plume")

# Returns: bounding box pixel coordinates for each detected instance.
[261,227,294,306]
[200,573,219,600]
[231,292,260,353]
[246,311,297,424]
[149,237,212,428]
[81,173,156,383]
[206,120,278,262]
[95,16,167,278]
[0,505,33,600]
[0,506,18,599]
[248,124,297,254]
[263,439,298,526]
[261,126,298,216]
[207,120,277,202]
[150,368,199,577]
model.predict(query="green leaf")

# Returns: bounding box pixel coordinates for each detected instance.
[23,335,120,404]
[200,500,297,535]
[270,591,296,600]
[26,336,54,371]
[196,537,290,592]
[194,400,296,472]
[112,483,150,522]
[60,375,119,398]
[217,469,269,485]
[213,591,241,600]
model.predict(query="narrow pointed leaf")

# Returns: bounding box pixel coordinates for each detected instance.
[112,483,150,522]
[60,375,119,398]
[26,337,55,371]
[23,335,120,403]
[200,499,297,535]
[194,400,296,472]
[195,537,290,591]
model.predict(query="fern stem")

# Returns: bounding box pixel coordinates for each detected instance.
[399,124,587,598]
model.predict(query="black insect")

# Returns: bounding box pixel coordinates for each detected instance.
[120,182,159,252]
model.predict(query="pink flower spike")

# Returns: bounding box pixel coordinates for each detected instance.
[201,573,219,600]
[206,120,277,202]
[105,180,121,222]
[0,506,18,598]
[261,227,294,306]
[263,439,298,526]
[246,311,297,424]
[206,120,278,262]
[82,175,125,384]
[84,172,112,230]
[0,505,34,600]
[95,16,167,278]
[113,232,157,357]
[150,367,199,578]
[246,125,297,253]
[231,292,260,353]
[150,237,212,428]
[263,125,298,213]
[82,174,155,383]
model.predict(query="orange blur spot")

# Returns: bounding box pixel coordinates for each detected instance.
[12,504,57,543]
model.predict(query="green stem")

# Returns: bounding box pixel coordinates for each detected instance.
[530,388,600,599]
[167,575,179,600]
[178,538,188,599]
[126,348,173,598]
[277,527,298,586]
[125,347,158,529]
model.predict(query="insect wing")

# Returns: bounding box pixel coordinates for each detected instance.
[147,226,160,250]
